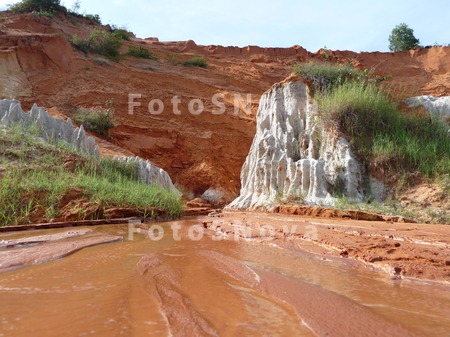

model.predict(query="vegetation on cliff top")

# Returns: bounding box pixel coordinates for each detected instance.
[10,0,101,23]
[0,123,182,226]
[9,0,62,15]
[319,80,450,178]
[70,30,158,62]
[293,62,361,92]
[294,61,450,183]
[388,23,420,52]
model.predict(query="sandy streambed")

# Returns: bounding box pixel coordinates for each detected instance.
[204,211,450,282]
[0,218,449,336]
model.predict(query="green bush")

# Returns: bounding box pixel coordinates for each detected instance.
[82,13,101,24]
[69,12,101,24]
[9,0,62,14]
[125,46,157,60]
[388,23,420,52]
[72,105,114,138]
[70,34,90,53]
[293,62,362,92]
[87,29,121,61]
[70,29,122,61]
[182,56,208,68]
[318,81,450,177]
[68,0,101,24]
[112,26,132,41]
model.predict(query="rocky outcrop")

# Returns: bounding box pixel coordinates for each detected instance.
[121,156,181,195]
[405,95,450,118]
[0,99,100,158]
[228,80,375,210]
[0,99,180,194]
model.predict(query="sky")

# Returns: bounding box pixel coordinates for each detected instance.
[0,0,449,52]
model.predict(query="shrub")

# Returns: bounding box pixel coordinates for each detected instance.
[70,29,122,61]
[182,56,207,68]
[68,0,101,24]
[72,105,114,138]
[126,46,157,60]
[9,0,62,14]
[87,29,121,61]
[69,12,102,24]
[111,26,132,41]
[82,13,101,24]
[318,81,450,177]
[70,34,90,53]
[388,23,420,52]
[293,62,362,92]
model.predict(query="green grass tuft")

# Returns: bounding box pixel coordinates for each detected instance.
[72,105,114,138]
[182,56,208,68]
[293,61,362,92]
[125,46,157,60]
[318,81,450,178]
[70,29,122,62]
[111,26,133,41]
[0,123,182,226]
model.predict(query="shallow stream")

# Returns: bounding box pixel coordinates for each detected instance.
[0,219,449,336]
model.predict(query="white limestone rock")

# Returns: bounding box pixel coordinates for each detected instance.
[122,156,181,195]
[1,101,23,127]
[228,81,370,210]
[61,117,75,144]
[0,100,16,119]
[405,95,450,118]
[201,188,224,204]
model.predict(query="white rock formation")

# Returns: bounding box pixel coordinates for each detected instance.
[0,99,180,194]
[228,81,371,210]
[1,99,100,158]
[405,95,450,118]
[121,157,181,196]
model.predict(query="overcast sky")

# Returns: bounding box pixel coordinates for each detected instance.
[1,0,449,52]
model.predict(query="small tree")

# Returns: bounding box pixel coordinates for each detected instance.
[388,23,420,51]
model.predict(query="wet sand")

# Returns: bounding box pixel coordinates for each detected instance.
[204,211,450,282]
[0,230,122,273]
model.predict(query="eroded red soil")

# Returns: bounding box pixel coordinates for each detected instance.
[1,11,449,200]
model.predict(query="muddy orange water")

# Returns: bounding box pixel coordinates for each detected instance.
[0,219,449,337]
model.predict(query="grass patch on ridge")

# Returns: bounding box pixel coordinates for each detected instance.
[0,123,182,226]
[294,61,449,181]
[317,80,450,178]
